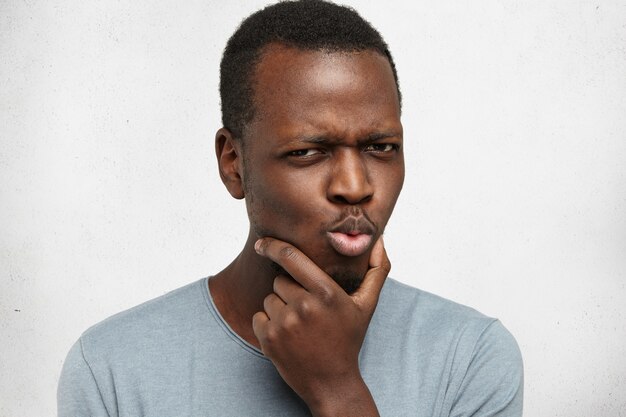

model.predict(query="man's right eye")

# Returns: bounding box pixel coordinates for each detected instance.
[288,149,323,157]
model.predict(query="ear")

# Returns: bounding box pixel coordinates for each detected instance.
[215,127,245,199]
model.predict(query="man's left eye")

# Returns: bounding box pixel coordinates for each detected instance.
[364,143,397,153]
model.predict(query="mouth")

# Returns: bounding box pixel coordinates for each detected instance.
[326,214,376,257]
[326,231,373,257]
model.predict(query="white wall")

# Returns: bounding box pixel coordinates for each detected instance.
[1,1,625,415]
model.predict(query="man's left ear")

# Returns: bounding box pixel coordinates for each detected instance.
[215,127,244,199]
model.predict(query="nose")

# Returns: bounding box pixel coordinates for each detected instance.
[327,148,374,205]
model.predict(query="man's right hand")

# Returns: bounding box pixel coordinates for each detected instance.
[252,236,390,417]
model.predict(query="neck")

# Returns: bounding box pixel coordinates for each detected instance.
[209,230,277,349]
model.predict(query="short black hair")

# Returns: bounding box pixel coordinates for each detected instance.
[219,0,401,139]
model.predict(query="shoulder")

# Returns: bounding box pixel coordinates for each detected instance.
[376,278,494,332]
[373,278,523,415]
[78,278,209,361]
[376,277,521,358]
[58,278,212,416]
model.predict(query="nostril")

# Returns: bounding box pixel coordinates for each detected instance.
[329,191,373,206]
[331,194,351,205]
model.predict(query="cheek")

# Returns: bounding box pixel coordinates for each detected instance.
[245,172,324,234]
[373,166,404,211]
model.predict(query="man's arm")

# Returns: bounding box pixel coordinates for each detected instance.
[252,236,390,417]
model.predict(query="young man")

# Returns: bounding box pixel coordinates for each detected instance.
[58,1,523,416]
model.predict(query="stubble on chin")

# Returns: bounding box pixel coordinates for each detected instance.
[330,269,364,295]
[332,272,363,295]
[267,261,364,295]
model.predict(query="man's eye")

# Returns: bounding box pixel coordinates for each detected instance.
[364,143,397,153]
[288,149,322,157]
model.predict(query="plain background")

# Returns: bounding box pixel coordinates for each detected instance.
[1,0,625,415]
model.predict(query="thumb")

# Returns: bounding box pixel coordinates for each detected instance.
[351,236,391,313]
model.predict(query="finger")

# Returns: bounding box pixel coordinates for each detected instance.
[273,274,307,304]
[255,237,337,294]
[351,236,391,312]
[263,292,286,320]
[252,311,269,340]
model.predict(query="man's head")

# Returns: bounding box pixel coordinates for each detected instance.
[219,0,401,140]
[216,1,404,293]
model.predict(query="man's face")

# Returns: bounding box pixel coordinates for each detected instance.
[240,44,404,292]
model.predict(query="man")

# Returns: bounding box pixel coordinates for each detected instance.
[58,1,523,416]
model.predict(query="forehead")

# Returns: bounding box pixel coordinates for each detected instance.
[246,44,401,142]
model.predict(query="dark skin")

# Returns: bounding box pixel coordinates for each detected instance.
[211,44,404,416]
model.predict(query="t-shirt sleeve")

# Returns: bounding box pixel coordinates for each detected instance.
[57,339,111,417]
[449,320,524,417]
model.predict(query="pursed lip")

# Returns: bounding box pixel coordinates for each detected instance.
[326,215,376,257]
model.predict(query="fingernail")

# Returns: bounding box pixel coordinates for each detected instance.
[254,239,263,254]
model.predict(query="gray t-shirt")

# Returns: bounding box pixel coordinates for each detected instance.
[58,277,523,416]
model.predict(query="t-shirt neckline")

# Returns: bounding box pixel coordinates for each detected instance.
[202,276,269,360]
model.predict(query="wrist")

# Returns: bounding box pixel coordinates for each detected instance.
[306,374,379,417]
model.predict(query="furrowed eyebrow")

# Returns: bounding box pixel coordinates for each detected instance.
[290,131,400,146]
[297,135,332,144]
[360,132,399,144]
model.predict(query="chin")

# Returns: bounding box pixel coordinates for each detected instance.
[321,248,371,294]
[334,273,363,295]
[326,266,367,295]
[268,261,363,294]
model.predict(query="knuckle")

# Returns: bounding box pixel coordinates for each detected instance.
[282,310,299,330]
[264,326,278,344]
[296,299,313,318]
[278,245,297,260]
[382,259,391,274]
[318,288,336,306]
[384,251,392,268]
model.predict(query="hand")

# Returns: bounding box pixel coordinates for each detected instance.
[252,236,390,417]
